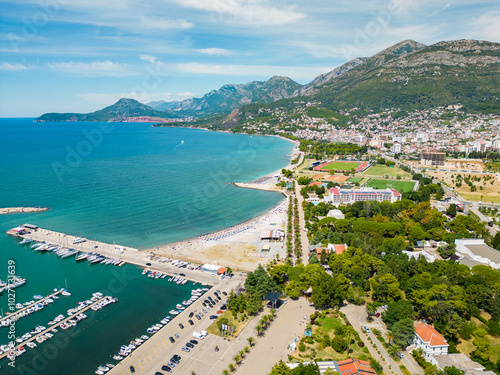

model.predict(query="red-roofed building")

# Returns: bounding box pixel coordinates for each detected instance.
[336,358,377,375]
[414,322,449,360]
[327,187,401,206]
[310,243,347,257]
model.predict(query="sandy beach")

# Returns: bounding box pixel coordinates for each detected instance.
[149,142,301,272]
[151,199,288,271]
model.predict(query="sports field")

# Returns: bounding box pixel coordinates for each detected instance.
[362,164,410,178]
[314,161,368,173]
[347,177,363,183]
[365,179,416,193]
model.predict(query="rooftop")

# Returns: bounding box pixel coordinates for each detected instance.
[414,322,448,347]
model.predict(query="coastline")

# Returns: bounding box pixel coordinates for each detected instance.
[148,136,300,270]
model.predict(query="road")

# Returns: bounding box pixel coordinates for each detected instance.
[341,304,423,375]
[294,182,310,265]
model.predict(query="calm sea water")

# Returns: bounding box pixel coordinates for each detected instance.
[0,118,294,374]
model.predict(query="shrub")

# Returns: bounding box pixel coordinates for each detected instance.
[299,343,306,352]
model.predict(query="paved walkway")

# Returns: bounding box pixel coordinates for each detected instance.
[236,298,315,375]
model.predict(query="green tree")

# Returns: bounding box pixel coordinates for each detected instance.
[290,362,320,375]
[247,336,255,347]
[446,204,457,217]
[228,363,235,372]
[392,318,415,348]
[472,329,491,362]
[492,232,500,251]
[388,343,402,358]
[443,367,465,375]
[269,360,292,375]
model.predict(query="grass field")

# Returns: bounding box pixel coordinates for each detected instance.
[314,161,367,172]
[347,177,363,184]
[206,310,249,337]
[365,179,416,192]
[363,164,411,178]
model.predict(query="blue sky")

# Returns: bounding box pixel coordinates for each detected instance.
[0,0,498,117]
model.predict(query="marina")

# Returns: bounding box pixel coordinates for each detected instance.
[9,225,225,286]
[0,293,117,361]
[0,289,64,327]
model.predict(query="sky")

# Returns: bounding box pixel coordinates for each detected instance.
[0,0,499,117]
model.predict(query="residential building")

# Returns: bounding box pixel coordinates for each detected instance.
[413,322,449,360]
[286,358,376,375]
[421,151,445,166]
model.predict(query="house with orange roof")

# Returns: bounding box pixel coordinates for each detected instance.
[413,322,449,360]
[309,243,347,257]
[286,358,376,375]
[335,358,377,375]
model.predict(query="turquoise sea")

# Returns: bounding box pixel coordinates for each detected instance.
[0,118,294,374]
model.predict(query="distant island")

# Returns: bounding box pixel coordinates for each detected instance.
[0,207,49,215]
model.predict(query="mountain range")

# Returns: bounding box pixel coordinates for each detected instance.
[36,39,500,122]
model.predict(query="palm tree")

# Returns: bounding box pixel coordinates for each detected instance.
[244,346,250,354]
[228,363,235,372]
[238,349,244,358]
[234,354,241,365]
[247,336,255,347]
[262,315,269,326]
[386,331,394,345]
[256,323,262,336]
[388,344,401,359]
[222,370,229,375]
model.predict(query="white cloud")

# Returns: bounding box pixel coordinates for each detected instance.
[169,62,327,80]
[75,92,194,106]
[169,0,305,25]
[139,54,158,63]
[196,48,233,56]
[469,11,500,40]
[0,62,30,71]
[47,60,127,76]
[138,15,194,29]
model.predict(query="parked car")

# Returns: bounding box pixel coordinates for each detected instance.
[161,365,172,372]
[195,314,201,320]
[375,312,380,318]
[188,319,194,326]
[186,342,194,348]
[181,346,190,352]
[189,312,194,318]
[169,336,175,343]
[190,339,198,345]
[130,366,136,373]
[222,291,227,296]
[179,323,185,329]
[209,315,218,320]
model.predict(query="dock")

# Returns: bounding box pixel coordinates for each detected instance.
[0,296,112,361]
[12,226,221,286]
[0,289,63,326]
